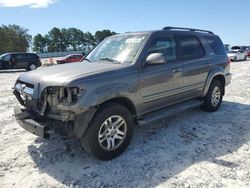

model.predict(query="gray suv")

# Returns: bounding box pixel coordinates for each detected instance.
[13,27,231,160]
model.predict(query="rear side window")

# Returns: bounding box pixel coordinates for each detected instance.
[15,54,27,60]
[27,54,39,59]
[76,55,83,58]
[179,35,204,60]
[204,35,227,55]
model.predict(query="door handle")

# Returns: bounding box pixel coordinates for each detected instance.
[172,69,182,73]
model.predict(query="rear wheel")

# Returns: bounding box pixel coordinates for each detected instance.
[80,103,134,160]
[27,63,37,71]
[234,56,237,62]
[201,80,223,112]
[244,55,247,61]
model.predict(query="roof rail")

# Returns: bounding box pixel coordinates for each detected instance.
[163,26,214,34]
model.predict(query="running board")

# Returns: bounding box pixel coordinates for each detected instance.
[138,100,203,126]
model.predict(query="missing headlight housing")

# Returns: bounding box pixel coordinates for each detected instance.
[46,86,83,107]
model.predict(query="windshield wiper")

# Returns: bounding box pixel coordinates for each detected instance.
[99,57,120,64]
[82,58,91,62]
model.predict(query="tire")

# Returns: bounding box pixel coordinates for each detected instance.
[201,80,223,112]
[27,63,37,71]
[80,102,134,160]
[234,56,237,62]
[244,55,247,61]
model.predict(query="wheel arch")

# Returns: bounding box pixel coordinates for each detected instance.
[202,68,226,97]
[73,96,138,139]
[99,97,137,119]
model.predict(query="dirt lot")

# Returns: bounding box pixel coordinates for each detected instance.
[1,60,250,188]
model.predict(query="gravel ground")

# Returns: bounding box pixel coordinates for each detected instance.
[0,60,250,188]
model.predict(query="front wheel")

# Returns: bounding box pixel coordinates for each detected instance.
[80,103,134,160]
[201,80,223,112]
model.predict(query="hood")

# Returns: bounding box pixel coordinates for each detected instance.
[227,53,236,58]
[18,61,123,86]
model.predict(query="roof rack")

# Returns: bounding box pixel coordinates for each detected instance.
[163,26,214,34]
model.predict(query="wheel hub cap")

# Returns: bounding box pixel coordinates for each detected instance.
[30,64,36,70]
[98,115,127,151]
[211,86,221,107]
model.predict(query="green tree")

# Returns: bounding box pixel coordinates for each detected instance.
[32,28,117,54]
[94,29,117,44]
[46,27,67,52]
[83,32,96,53]
[0,24,31,54]
[33,34,47,53]
[66,28,85,51]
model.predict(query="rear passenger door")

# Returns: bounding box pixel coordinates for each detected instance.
[178,35,210,100]
[15,53,28,68]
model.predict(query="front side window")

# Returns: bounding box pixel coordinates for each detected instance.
[86,34,148,64]
[147,36,177,62]
[2,54,11,61]
[179,35,204,60]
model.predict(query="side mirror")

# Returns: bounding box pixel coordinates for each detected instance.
[146,53,166,65]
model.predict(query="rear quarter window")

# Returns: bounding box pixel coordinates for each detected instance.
[27,54,39,59]
[204,35,227,55]
[179,35,205,60]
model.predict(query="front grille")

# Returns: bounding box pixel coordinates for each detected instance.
[14,80,36,107]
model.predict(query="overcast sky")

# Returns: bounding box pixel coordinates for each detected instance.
[0,0,249,45]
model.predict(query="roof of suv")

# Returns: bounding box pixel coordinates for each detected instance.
[0,52,39,57]
[119,26,215,36]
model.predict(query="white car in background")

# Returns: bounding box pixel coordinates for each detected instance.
[227,50,247,61]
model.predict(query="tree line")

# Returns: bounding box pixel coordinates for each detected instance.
[33,27,116,54]
[0,24,117,55]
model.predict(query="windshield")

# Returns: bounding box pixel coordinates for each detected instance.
[0,54,6,60]
[86,34,148,64]
[231,46,240,50]
[228,51,237,53]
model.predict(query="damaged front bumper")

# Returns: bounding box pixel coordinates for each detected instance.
[13,79,97,139]
[14,106,51,138]
[14,106,72,139]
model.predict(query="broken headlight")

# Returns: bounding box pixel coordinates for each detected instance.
[46,86,84,106]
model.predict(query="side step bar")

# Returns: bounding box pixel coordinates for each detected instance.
[138,100,203,126]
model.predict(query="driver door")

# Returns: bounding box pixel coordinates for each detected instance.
[138,35,183,114]
[2,54,12,68]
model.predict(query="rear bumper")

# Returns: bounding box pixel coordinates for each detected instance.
[225,73,232,86]
[14,106,50,138]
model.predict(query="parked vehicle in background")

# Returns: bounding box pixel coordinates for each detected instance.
[224,44,230,52]
[227,49,247,61]
[56,54,84,64]
[245,47,250,57]
[13,27,231,160]
[0,52,41,71]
